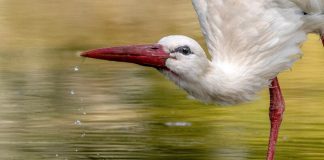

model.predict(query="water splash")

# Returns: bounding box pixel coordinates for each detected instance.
[73,66,79,72]
[81,132,86,137]
[74,120,82,126]
[70,90,75,95]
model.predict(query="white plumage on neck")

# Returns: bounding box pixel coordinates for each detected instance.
[159,35,272,105]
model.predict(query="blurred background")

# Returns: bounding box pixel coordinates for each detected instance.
[0,0,324,159]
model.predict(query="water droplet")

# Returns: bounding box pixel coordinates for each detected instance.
[74,66,79,72]
[81,132,86,137]
[74,120,82,126]
[70,90,75,95]
[55,154,59,157]
[75,148,78,152]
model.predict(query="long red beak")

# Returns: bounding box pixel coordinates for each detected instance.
[81,44,169,69]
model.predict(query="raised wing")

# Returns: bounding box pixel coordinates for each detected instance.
[192,0,307,79]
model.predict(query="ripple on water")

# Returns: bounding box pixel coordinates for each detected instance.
[164,122,192,127]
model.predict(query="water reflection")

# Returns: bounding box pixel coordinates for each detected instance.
[0,0,324,160]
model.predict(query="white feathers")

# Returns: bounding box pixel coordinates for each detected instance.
[159,35,210,81]
[185,0,309,104]
[156,0,324,105]
[291,0,324,13]
[291,0,324,33]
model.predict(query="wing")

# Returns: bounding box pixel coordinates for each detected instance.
[192,0,307,80]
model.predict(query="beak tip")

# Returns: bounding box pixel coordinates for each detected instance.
[80,51,90,58]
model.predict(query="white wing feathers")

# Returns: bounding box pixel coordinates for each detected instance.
[192,0,307,80]
[189,0,310,104]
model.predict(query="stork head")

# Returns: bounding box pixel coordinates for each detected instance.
[81,35,210,80]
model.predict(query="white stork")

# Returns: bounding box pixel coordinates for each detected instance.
[81,0,324,159]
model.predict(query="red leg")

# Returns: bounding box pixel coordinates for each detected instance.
[266,77,285,160]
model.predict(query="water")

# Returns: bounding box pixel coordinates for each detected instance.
[74,66,79,72]
[74,120,82,126]
[1,0,324,159]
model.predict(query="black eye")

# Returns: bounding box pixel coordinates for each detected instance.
[177,46,192,55]
[182,47,190,55]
